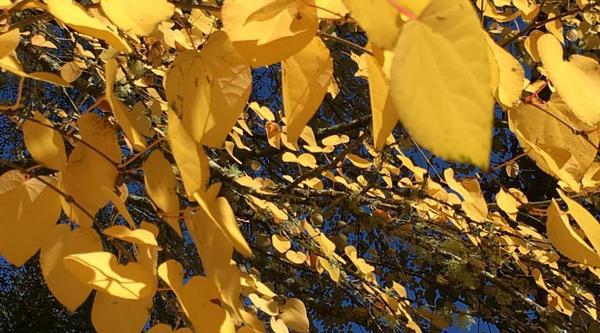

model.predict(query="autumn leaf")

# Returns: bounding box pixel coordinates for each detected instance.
[390,0,493,168]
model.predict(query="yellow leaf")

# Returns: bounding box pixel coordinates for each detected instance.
[547,200,600,267]
[22,112,67,171]
[0,28,20,59]
[101,186,135,228]
[272,234,292,253]
[249,102,275,122]
[221,0,318,67]
[0,171,61,266]
[537,33,600,127]
[148,324,193,333]
[143,150,181,235]
[545,12,564,44]
[321,134,349,146]
[345,245,375,274]
[63,251,155,299]
[186,199,233,276]
[61,113,120,227]
[41,225,102,311]
[346,153,372,169]
[508,101,599,191]
[558,190,600,254]
[166,108,210,198]
[100,0,174,36]
[193,192,253,258]
[285,250,307,264]
[318,256,340,282]
[165,32,251,148]
[92,292,153,333]
[0,55,71,87]
[105,59,147,150]
[279,298,309,333]
[485,35,524,108]
[103,225,158,247]
[46,0,131,53]
[270,317,289,333]
[60,61,83,83]
[315,0,349,19]
[390,0,493,168]
[342,0,430,49]
[363,45,398,151]
[249,293,279,316]
[282,36,333,143]
[158,260,233,333]
[477,0,520,22]
[297,153,317,168]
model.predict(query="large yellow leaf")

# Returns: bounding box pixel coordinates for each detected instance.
[342,0,430,49]
[22,112,67,171]
[100,0,174,36]
[143,150,180,235]
[166,108,210,198]
[221,0,318,67]
[63,251,155,300]
[0,171,61,266]
[193,190,252,258]
[282,36,333,143]
[92,291,153,333]
[0,28,20,59]
[537,33,600,128]
[41,225,102,311]
[508,101,599,191]
[485,34,524,108]
[105,59,147,150]
[61,113,120,227]
[46,0,131,53]
[165,32,251,148]
[158,260,233,333]
[547,200,600,267]
[390,0,493,168]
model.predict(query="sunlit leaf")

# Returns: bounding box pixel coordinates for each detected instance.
[158,260,233,332]
[41,225,102,311]
[46,0,131,53]
[221,0,318,67]
[100,0,174,36]
[282,36,333,143]
[0,171,61,266]
[63,251,155,299]
[390,0,493,168]
[22,112,67,171]
[537,33,600,128]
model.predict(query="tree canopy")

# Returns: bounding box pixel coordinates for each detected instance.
[1,0,600,332]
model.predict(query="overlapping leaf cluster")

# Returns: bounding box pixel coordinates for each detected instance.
[0,0,600,332]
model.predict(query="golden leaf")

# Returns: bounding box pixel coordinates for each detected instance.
[22,112,67,171]
[63,251,155,299]
[221,0,318,67]
[390,0,493,168]
[100,0,174,36]
[282,36,333,143]
[158,260,233,332]
[0,171,61,266]
[537,33,600,127]
[41,225,102,311]
[46,0,131,53]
